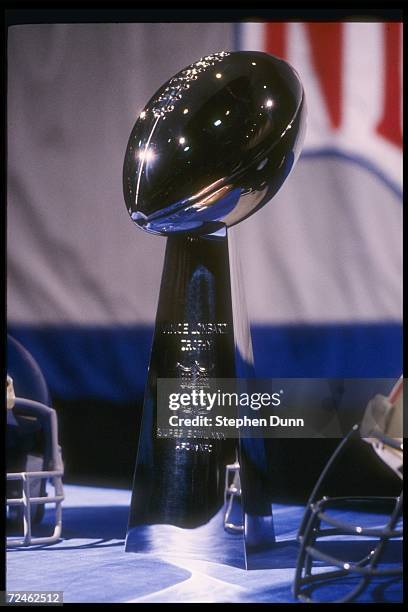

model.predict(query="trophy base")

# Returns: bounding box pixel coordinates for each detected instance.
[126,508,247,569]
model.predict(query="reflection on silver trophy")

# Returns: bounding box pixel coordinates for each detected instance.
[122,50,306,567]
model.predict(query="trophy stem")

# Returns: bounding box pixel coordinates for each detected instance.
[125,229,276,567]
[125,230,247,566]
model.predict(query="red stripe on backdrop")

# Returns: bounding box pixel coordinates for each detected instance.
[265,22,287,59]
[305,23,343,130]
[376,22,402,148]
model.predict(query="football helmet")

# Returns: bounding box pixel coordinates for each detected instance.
[293,377,403,603]
[7,335,64,547]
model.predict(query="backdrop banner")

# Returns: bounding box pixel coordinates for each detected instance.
[7,22,402,400]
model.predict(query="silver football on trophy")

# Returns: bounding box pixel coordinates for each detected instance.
[123,50,306,236]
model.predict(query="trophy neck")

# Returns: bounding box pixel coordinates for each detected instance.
[154,231,253,379]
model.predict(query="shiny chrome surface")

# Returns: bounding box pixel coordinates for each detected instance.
[123,51,306,567]
[123,51,306,236]
[125,233,246,566]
